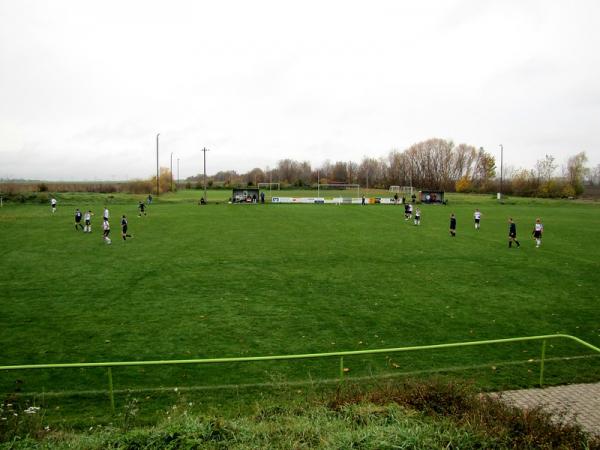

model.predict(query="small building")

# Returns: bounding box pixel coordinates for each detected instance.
[419,190,445,204]
[232,188,260,203]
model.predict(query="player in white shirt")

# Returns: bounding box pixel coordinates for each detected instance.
[102,218,111,244]
[414,208,421,226]
[84,210,93,233]
[51,198,57,214]
[473,209,482,230]
[103,207,109,221]
[407,203,413,221]
[532,218,544,248]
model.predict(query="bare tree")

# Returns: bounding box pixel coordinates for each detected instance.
[566,152,588,195]
[535,154,557,183]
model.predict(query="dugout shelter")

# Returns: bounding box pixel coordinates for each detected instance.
[419,190,445,204]
[232,188,260,203]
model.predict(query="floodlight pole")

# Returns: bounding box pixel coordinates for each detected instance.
[156,133,160,196]
[177,158,180,187]
[202,147,209,202]
[317,170,320,198]
[170,152,173,192]
[500,144,504,200]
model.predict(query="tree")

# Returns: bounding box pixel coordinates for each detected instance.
[566,152,588,196]
[535,154,557,183]
[245,168,265,186]
[330,161,348,183]
[149,167,174,193]
[472,148,496,189]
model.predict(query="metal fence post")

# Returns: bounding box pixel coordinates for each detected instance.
[539,340,546,387]
[107,367,115,414]
[339,356,344,382]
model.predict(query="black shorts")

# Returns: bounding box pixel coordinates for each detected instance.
[509,232,516,238]
[533,231,542,238]
[85,220,90,225]
[75,218,81,223]
[474,219,480,223]
[103,229,110,236]
[122,225,128,233]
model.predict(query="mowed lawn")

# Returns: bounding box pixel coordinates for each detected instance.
[0,191,599,418]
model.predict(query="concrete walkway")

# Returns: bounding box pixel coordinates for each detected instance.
[498,382,600,436]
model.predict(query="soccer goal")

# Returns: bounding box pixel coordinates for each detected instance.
[400,185,413,196]
[389,185,401,193]
[317,183,360,198]
[258,182,280,191]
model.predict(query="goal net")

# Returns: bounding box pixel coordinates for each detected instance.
[258,182,280,190]
[400,185,413,195]
[317,183,360,197]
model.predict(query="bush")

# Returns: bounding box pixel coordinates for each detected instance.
[455,176,472,193]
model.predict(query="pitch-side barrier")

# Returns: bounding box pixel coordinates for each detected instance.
[271,197,399,204]
[1,334,598,414]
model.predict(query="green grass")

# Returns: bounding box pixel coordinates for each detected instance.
[3,380,599,449]
[0,191,599,427]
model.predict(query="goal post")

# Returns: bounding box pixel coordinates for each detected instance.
[400,185,413,196]
[258,182,280,191]
[316,183,360,198]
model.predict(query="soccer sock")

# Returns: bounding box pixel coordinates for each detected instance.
[516,240,520,247]
[509,241,512,247]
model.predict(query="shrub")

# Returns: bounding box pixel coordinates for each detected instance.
[455,176,472,193]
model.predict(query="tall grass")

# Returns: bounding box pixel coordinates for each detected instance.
[2,380,598,449]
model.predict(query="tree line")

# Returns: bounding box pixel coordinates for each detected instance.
[187,138,593,198]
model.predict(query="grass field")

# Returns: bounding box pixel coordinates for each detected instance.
[1,190,599,426]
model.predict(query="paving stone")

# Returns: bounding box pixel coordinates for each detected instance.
[495,382,600,436]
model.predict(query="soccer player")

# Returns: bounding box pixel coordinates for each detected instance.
[532,218,544,248]
[508,217,520,248]
[51,197,57,214]
[84,210,93,233]
[121,215,132,240]
[449,213,457,237]
[103,207,109,222]
[414,208,421,226]
[474,208,482,230]
[102,218,111,244]
[404,203,410,220]
[407,203,413,221]
[138,201,146,217]
[74,209,84,231]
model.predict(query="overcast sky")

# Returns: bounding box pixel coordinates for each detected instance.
[1,0,599,181]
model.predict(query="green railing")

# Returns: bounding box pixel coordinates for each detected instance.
[1,334,599,414]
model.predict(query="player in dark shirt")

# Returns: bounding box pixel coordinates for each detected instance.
[508,218,520,248]
[138,201,146,217]
[74,209,84,231]
[449,213,457,237]
[121,215,132,240]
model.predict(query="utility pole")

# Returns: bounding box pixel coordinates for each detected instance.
[170,152,173,192]
[499,144,504,200]
[156,133,160,196]
[202,147,209,202]
[177,158,180,187]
